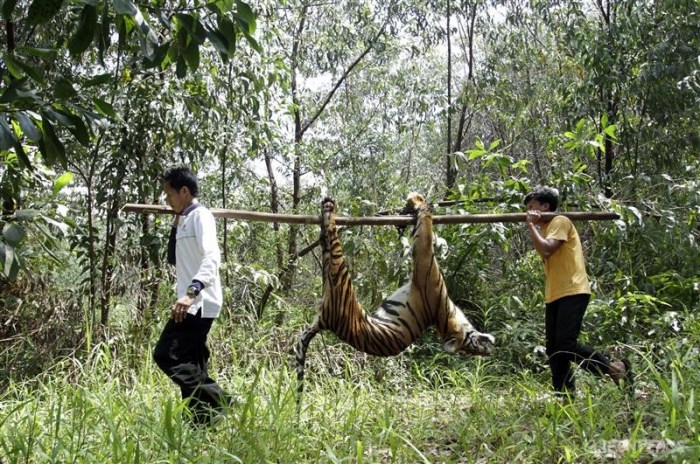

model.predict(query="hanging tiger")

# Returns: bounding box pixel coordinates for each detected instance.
[296,192,495,397]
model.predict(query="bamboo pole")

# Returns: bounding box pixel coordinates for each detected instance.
[121,203,620,225]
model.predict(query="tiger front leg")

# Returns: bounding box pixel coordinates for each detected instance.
[442,302,496,356]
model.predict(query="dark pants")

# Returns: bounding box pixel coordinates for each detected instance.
[545,294,611,392]
[153,311,228,422]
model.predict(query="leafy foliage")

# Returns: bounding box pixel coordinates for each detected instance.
[0,0,699,458]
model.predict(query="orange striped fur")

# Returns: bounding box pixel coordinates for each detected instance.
[296,193,495,397]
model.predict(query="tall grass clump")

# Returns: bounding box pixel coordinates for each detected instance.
[2,302,700,462]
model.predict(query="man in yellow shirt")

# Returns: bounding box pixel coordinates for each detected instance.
[524,187,631,395]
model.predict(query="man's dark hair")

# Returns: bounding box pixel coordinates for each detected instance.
[524,186,559,211]
[162,166,199,197]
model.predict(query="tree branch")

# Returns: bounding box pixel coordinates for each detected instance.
[297,20,387,140]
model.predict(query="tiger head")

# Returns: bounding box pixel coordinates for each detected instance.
[442,308,495,356]
[444,329,495,356]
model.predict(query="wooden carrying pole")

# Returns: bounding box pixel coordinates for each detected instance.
[121,203,620,225]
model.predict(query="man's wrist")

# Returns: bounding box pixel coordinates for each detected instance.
[186,280,204,298]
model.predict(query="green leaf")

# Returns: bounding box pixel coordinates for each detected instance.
[66,113,90,146]
[603,124,617,139]
[0,242,20,281]
[144,42,170,69]
[15,46,58,59]
[84,73,113,87]
[13,141,33,170]
[52,171,73,195]
[14,112,41,142]
[68,4,97,56]
[183,40,200,72]
[3,223,26,247]
[216,0,234,12]
[235,0,256,35]
[467,149,485,160]
[13,57,44,84]
[206,29,230,55]
[46,108,75,128]
[27,0,64,26]
[138,24,159,60]
[116,0,158,59]
[54,77,78,99]
[2,53,24,79]
[39,117,66,167]
[176,13,207,45]
[96,7,111,63]
[113,0,137,16]
[2,52,44,87]
[2,0,19,20]
[0,77,41,105]
[243,34,261,53]
[0,115,19,151]
[93,97,116,118]
[176,55,187,78]
[218,18,237,55]
[166,40,179,62]
[41,215,69,235]
[15,209,37,221]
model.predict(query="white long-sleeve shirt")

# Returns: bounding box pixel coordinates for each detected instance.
[176,205,223,318]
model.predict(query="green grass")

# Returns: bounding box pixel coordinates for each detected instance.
[2,326,700,463]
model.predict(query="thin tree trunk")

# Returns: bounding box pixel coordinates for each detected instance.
[221,61,233,286]
[259,149,283,318]
[86,146,99,332]
[282,6,387,294]
[278,3,308,295]
[146,188,162,318]
[595,0,617,198]
[100,200,119,327]
[447,3,477,193]
[136,146,150,314]
[100,126,130,327]
[446,0,456,192]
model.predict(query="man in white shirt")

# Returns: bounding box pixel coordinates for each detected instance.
[153,166,229,426]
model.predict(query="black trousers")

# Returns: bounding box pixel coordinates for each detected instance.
[545,294,611,392]
[153,311,228,421]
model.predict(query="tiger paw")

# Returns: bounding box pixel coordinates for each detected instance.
[403,192,425,212]
[321,197,336,214]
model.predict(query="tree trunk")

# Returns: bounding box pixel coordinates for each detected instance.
[445,0,456,192]
[448,1,478,193]
[221,62,233,286]
[259,149,283,318]
[100,134,130,327]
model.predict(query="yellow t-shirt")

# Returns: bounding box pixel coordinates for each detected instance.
[540,216,591,303]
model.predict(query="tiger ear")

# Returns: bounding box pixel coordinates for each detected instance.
[443,338,459,353]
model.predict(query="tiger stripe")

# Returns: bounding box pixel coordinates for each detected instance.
[295,193,495,406]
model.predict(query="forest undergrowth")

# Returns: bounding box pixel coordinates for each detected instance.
[2,306,699,464]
